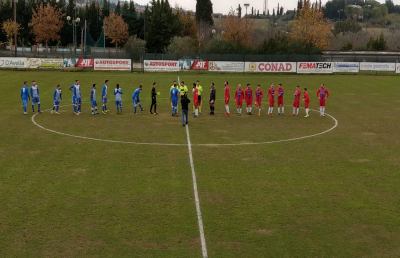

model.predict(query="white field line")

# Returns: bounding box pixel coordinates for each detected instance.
[179,75,208,258]
[185,125,208,258]
[31,106,338,147]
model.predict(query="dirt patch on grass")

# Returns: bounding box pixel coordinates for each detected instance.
[350,159,371,163]
[254,228,274,236]
[362,132,376,136]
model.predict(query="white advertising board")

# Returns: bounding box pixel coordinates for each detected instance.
[333,62,360,73]
[360,62,395,72]
[208,61,244,72]
[245,62,297,73]
[144,60,179,72]
[297,62,333,74]
[94,59,132,71]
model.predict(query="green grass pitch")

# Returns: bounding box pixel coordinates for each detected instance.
[1,70,399,257]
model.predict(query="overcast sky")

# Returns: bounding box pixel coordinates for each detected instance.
[134,0,399,14]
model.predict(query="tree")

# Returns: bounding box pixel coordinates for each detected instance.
[124,36,146,60]
[2,20,20,47]
[167,36,198,57]
[145,0,181,53]
[221,12,254,48]
[104,12,129,48]
[196,0,213,26]
[177,10,197,38]
[30,4,64,48]
[121,1,139,36]
[196,0,213,47]
[289,0,331,51]
[367,33,387,50]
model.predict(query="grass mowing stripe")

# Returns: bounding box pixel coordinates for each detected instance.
[186,120,208,258]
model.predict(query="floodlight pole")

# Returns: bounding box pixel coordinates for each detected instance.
[13,0,17,57]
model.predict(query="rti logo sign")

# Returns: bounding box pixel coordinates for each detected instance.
[191,60,209,70]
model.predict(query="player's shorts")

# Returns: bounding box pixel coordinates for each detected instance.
[32,96,40,104]
[91,100,97,108]
[278,97,284,106]
[246,99,253,106]
[172,99,178,107]
[54,100,60,106]
[22,99,28,107]
[255,98,262,107]
[74,97,82,105]
[115,100,122,106]
[224,97,230,104]
[293,101,300,108]
[102,97,108,104]
[236,99,243,106]
[319,99,326,107]
[133,98,140,106]
[304,101,310,109]
[198,95,202,104]
[269,98,275,107]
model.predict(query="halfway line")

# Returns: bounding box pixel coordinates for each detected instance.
[185,125,208,258]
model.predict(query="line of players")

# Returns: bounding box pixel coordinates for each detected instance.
[226,82,330,118]
[20,79,330,118]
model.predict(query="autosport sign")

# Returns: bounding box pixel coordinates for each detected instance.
[144,60,179,72]
[297,62,333,74]
[245,62,296,73]
[94,59,131,71]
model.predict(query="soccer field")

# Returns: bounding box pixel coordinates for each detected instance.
[1,70,399,257]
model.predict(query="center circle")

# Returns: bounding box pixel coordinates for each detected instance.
[31,106,338,147]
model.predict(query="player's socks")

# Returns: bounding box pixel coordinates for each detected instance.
[38,104,41,112]
[32,105,35,113]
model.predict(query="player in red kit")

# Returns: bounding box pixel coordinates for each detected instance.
[192,83,199,117]
[303,88,310,118]
[224,81,230,116]
[277,83,285,115]
[292,85,301,116]
[235,84,244,115]
[317,84,330,116]
[267,84,275,115]
[244,83,253,115]
[255,84,264,116]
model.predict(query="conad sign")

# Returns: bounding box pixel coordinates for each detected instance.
[245,62,296,73]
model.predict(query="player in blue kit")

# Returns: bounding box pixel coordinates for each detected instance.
[20,81,30,115]
[30,80,41,113]
[114,84,123,114]
[132,85,144,114]
[73,81,82,115]
[51,85,62,114]
[102,80,110,114]
[170,84,180,116]
[69,80,78,113]
[90,84,99,115]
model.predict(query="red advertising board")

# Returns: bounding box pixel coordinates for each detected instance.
[76,58,94,68]
[191,60,209,70]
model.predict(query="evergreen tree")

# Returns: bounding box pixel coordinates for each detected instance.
[196,0,213,26]
[145,0,181,53]
[122,1,139,36]
[115,1,121,15]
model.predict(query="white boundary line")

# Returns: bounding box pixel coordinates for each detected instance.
[185,125,208,258]
[31,107,338,147]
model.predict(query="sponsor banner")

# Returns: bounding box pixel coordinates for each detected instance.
[38,58,64,69]
[27,58,64,69]
[208,61,244,72]
[179,59,192,70]
[360,62,396,72]
[144,60,179,72]
[76,58,94,68]
[191,60,209,71]
[245,62,296,73]
[297,62,333,74]
[94,58,132,71]
[333,62,360,73]
[63,58,77,68]
[0,57,28,68]
[396,63,400,74]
